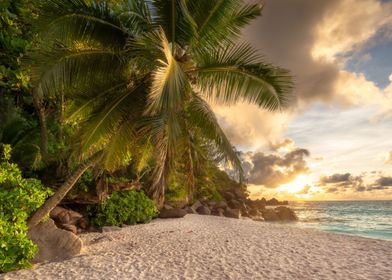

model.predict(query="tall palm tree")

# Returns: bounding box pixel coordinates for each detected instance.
[28,0,292,226]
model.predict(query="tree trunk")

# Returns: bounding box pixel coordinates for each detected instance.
[186,145,195,203]
[32,89,48,162]
[28,153,102,228]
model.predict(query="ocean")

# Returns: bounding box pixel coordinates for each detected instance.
[288,200,392,241]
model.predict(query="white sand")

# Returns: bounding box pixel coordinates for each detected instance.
[3,215,392,280]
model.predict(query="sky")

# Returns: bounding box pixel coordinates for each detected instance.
[215,0,392,201]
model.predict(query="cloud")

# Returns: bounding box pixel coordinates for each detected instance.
[242,141,310,188]
[318,173,392,193]
[386,151,392,164]
[216,0,392,149]
[214,104,292,148]
[367,176,392,191]
[318,173,365,193]
[269,138,294,151]
[375,176,392,186]
[297,185,311,195]
[311,0,392,62]
[320,173,351,184]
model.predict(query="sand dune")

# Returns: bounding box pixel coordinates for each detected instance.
[3,215,392,280]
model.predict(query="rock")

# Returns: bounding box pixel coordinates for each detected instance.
[196,205,211,215]
[191,200,203,212]
[211,208,225,217]
[28,219,82,263]
[248,199,266,211]
[167,200,188,209]
[214,201,228,209]
[261,209,279,221]
[77,218,89,230]
[224,208,241,219]
[252,216,265,222]
[241,210,250,217]
[50,206,83,225]
[102,226,122,232]
[222,191,235,201]
[159,208,187,218]
[267,198,279,206]
[59,224,78,234]
[233,189,247,200]
[275,206,298,221]
[228,199,241,209]
[163,204,173,210]
[206,201,217,207]
[183,206,196,214]
[87,225,100,232]
[249,209,261,216]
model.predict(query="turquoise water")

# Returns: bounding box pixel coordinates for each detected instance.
[289,200,392,241]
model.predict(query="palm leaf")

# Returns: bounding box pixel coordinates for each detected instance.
[77,78,147,157]
[38,0,127,48]
[187,94,244,180]
[30,45,126,99]
[188,0,261,49]
[191,43,293,110]
[145,29,188,118]
[152,0,197,45]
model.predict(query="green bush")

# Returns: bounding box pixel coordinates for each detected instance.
[0,145,52,273]
[90,190,158,227]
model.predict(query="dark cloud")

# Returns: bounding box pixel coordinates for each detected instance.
[318,173,365,193]
[243,148,310,188]
[245,0,340,103]
[320,173,351,184]
[376,176,392,186]
[368,176,392,190]
[319,173,392,193]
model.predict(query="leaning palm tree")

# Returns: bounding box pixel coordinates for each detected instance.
[28,0,292,227]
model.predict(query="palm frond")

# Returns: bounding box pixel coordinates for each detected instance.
[139,115,173,205]
[191,43,293,110]
[65,82,127,124]
[76,78,147,158]
[37,0,127,48]
[145,29,188,119]
[118,0,153,35]
[152,0,197,45]
[187,94,243,180]
[188,0,261,49]
[29,44,126,98]
[102,120,137,172]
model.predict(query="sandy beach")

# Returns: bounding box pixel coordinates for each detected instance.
[3,215,392,280]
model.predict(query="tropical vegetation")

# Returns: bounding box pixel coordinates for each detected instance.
[0,145,52,272]
[89,190,158,227]
[0,0,292,272]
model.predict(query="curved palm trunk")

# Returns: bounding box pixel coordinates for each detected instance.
[186,146,195,202]
[28,153,102,228]
[32,89,48,162]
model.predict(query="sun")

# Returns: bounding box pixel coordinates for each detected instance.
[278,175,312,194]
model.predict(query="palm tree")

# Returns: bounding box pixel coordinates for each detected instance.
[28,0,292,227]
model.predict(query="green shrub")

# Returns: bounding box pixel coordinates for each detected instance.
[0,145,52,273]
[90,190,158,227]
[0,219,37,273]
